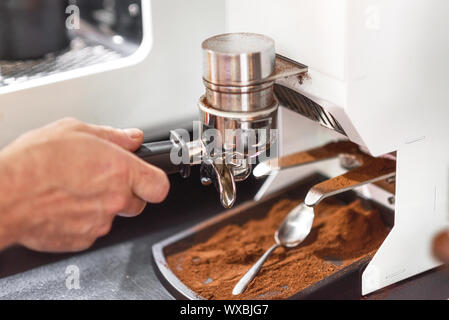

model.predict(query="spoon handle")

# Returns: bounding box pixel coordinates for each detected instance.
[232,244,280,295]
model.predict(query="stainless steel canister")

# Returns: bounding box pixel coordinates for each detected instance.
[199,32,279,161]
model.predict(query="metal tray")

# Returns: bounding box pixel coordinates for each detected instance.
[152,174,393,300]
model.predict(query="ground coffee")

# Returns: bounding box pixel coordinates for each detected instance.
[167,198,389,300]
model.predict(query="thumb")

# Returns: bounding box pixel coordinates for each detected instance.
[79,124,144,152]
[129,156,170,204]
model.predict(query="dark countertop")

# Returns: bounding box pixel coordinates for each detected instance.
[0,167,448,300]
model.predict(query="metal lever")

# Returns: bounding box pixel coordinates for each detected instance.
[254,140,396,206]
[135,131,191,178]
[253,141,360,178]
[305,157,396,207]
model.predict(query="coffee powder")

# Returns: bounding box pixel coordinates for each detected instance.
[167,198,389,300]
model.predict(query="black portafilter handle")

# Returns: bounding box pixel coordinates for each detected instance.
[135,131,191,178]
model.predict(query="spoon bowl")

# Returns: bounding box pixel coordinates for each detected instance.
[232,202,315,295]
[276,203,315,247]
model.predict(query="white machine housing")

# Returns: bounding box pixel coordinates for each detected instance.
[228,0,449,295]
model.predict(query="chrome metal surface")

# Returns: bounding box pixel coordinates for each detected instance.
[233,202,315,295]
[202,33,275,85]
[0,18,140,89]
[203,81,275,112]
[304,171,396,207]
[198,95,278,159]
[230,158,252,182]
[0,38,124,88]
[202,55,308,113]
[169,130,191,178]
[232,244,280,296]
[274,84,347,136]
[252,161,274,179]
[198,95,279,120]
[199,33,309,207]
[186,139,205,166]
[200,160,237,209]
[267,55,308,82]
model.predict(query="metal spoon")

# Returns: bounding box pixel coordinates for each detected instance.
[232,203,315,295]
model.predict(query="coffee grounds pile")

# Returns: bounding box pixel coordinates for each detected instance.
[167,198,389,300]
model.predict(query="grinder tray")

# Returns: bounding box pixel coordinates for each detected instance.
[152,174,393,300]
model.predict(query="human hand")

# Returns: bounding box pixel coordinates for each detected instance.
[0,118,169,252]
[433,230,449,264]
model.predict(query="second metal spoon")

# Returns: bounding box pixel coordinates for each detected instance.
[232,203,315,295]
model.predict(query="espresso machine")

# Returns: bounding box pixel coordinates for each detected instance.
[1,0,448,297]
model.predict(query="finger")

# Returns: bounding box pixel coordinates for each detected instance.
[20,235,96,253]
[118,194,147,218]
[129,157,170,204]
[77,123,144,152]
[91,219,114,238]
